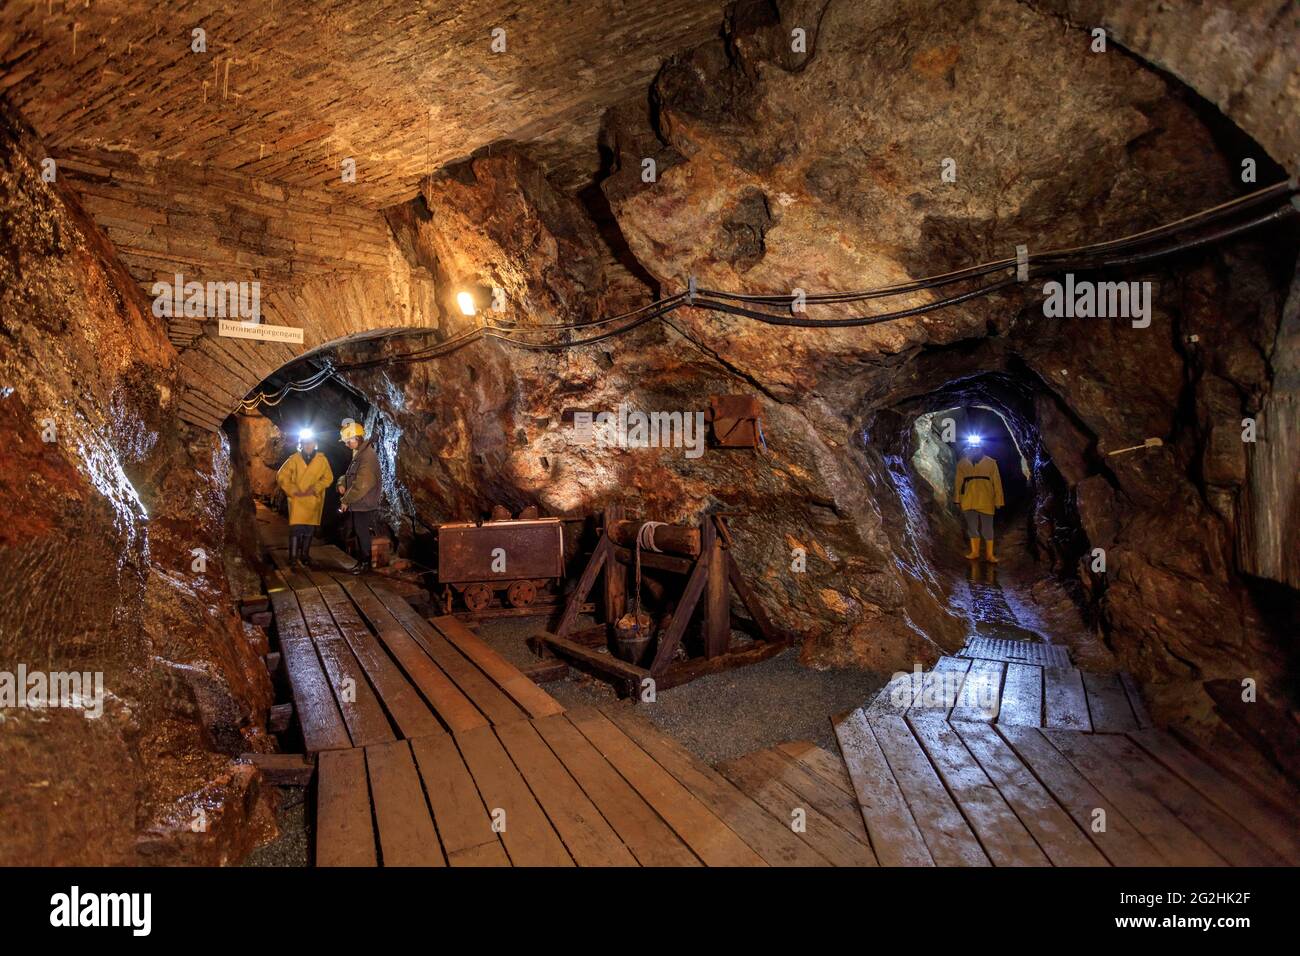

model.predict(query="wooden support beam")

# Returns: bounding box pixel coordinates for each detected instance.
[648,546,710,674]
[611,545,694,575]
[529,624,606,655]
[653,639,789,691]
[555,535,611,637]
[521,659,570,684]
[608,519,700,557]
[268,702,294,733]
[540,632,646,698]
[704,522,729,659]
[239,752,316,786]
[239,595,270,616]
[727,552,782,643]
[603,504,626,624]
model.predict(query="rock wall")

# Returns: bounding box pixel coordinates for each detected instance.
[1028,0,1300,169]
[232,410,284,501]
[347,0,1297,734]
[593,0,1298,725]
[338,145,965,674]
[0,103,275,865]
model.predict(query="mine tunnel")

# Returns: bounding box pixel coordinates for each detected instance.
[2,0,1300,909]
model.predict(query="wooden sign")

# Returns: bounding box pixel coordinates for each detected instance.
[218,320,304,344]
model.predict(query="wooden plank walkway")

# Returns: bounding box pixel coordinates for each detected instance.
[264,510,1295,868]
[316,707,879,867]
[865,649,1150,734]
[831,705,1298,867]
[267,567,563,751]
[959,636,1070,668]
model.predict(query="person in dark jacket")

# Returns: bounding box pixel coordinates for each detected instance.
[337,419,382,574]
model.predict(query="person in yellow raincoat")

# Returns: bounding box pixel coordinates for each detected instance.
[277,429,334,568]
[954,434,1004,562]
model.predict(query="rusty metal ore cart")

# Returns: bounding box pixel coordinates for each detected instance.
[437,517,565,616]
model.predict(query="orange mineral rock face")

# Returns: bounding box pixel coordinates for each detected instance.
[0,0,1296,875]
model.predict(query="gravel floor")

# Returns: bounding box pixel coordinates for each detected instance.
[476,617,885,764]
[241,787,310,867]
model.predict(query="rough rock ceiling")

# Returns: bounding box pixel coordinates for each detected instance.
[0,0,725,207]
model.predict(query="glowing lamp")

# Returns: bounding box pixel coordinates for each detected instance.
[298,428,315,442]
[456,291,477,316]
[966,434,982,446]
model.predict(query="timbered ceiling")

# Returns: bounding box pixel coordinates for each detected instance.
[0,0,724,207]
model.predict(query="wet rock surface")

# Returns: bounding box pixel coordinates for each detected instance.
[0,105,275,865]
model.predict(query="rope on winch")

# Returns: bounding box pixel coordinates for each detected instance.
[630,521,667,635]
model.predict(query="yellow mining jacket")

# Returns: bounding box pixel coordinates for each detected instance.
[278,451,334,526]
[954,454,1004,515]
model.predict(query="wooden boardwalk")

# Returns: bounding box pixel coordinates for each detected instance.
[261,526,1299,867]
[865,653,1151,733]
[270,558,564,752]
[265,545,874,867]
[831,653,1300,867]
[958,636,1071,668]
[316,707,880,867]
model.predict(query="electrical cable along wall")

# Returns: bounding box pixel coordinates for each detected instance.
[245,179,1298,403]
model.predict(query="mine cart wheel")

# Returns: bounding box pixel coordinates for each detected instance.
[506,580,538,608]
[463,583,492,611]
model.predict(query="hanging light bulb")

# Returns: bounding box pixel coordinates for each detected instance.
[457,291,477,316]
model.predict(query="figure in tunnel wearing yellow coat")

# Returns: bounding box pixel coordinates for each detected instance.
[277,432,334,567]
[954,443,1004,562]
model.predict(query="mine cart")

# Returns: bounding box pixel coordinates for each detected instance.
[437,516,565,616]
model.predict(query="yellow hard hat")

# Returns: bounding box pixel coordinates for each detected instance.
[339,421,364,442]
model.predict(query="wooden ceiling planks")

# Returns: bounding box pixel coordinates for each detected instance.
[1,0,726,207]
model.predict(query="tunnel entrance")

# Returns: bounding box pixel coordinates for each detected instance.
[226,356,395,569]
[863,365,1095,654]
[911,403,1032,522]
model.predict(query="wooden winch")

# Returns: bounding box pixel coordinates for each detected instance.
[536,504,791,697]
